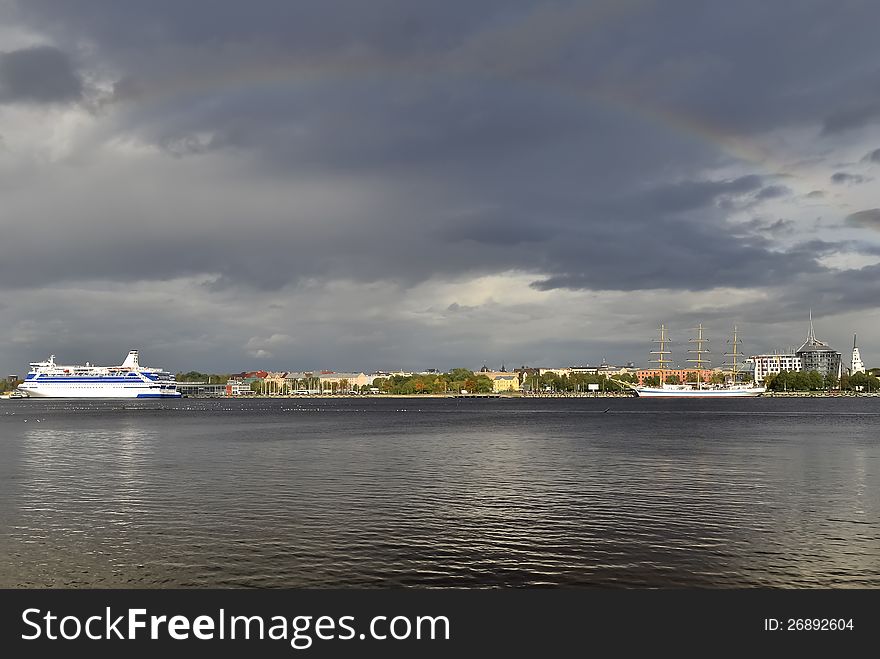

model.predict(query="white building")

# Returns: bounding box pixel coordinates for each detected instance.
[751,353,802,383]
[539,367,572,377]
[318,372,376,392]
[225,379,249,396]
[851,335,865,375]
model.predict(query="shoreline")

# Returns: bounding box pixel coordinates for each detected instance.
[4,392,877,400]
[180,392,880,399]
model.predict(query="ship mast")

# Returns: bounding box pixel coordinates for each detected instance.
[687,324,711,389]
[723,326,743,385]
[649,324,672,388]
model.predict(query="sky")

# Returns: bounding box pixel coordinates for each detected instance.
[2,0,880,375]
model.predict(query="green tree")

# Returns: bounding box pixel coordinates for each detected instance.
[474,375,494,393]
[1,378,23,393]
[448,368,474,382]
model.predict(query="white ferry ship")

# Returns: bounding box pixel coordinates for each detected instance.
[17,351,182,399]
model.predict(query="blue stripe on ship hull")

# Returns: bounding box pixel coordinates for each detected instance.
[33,379,166,382]
[136,393,182,398]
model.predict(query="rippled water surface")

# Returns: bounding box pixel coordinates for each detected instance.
[1,397,878,587]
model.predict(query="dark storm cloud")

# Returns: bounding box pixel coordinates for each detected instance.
[0,46,82,104]
[529,234,828,293]
[5,1,880,371]
[822,102,880,135]
[755,185,790,200]
[440,209,549,246]
[831,171,866,185]
[863,148,880,164]
[845,209,880,231]
[633,175,764,214]
[732,217,794,238]
[14,1,880,134]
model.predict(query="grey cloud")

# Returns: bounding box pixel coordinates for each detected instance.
[529,231,826,293]
[733,217,794,238]
[4,2,880,373]
[845,209,880,230]
[863,148,880,163]
[440,212,549,246]
[13,1,880,136]
[0,46,82,104]
[831,172,866,185]
[823,102,880,134]
[634,175,764,214]
[806,190,825,198]
[755,185,790,200]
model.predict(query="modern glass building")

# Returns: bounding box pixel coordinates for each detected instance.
[795,317,842,379]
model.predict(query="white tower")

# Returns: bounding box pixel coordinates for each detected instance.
[851,335,865,375]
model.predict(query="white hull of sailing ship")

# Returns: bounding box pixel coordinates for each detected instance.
[632,385,765,398]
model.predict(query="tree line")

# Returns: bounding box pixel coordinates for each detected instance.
[1,378,23,393]
[372,369,495,394]
[763,370,880,391]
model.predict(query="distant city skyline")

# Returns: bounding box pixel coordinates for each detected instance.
[2,2,880,375]
[1,314,870,376]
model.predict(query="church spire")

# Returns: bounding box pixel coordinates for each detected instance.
[851,333,865,374]
[808,309,816,341]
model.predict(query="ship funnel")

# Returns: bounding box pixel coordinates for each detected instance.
[121,351,140,368]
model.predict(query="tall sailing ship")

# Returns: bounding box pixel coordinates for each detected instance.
[623,324,765,398]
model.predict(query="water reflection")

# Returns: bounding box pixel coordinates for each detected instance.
[6,419,159,586]
[0,397,878,587]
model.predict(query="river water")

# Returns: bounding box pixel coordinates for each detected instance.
[1,397,877,587]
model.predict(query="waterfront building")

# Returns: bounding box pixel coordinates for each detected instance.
[225,379,249,396]
[750,315,842,382]
[851,335,865,375]
[376,370,415,378]
[539,367,573,377]
[482,372,521,392]
[318,372,376,393]
[283,371,319,393]
[176,382,227,397]
[228,371,269,392]
[263,372,289,395]
[795,315,841,379]
[475,367,521,392]
[636,368,713,385]
[572,358,635,377]
[751,353,802,383]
